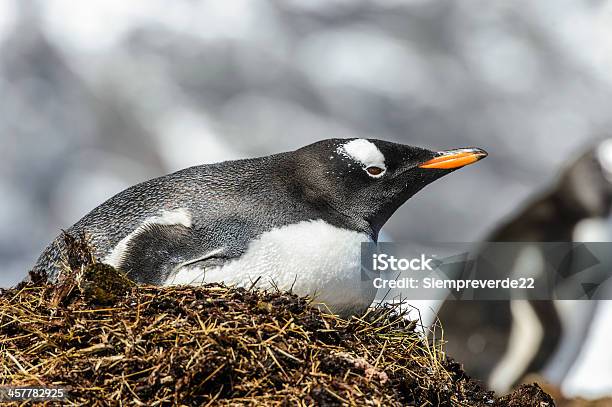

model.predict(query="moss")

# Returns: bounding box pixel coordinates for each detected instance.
[0,280,560,406]
[0,232,558,406]
[79,263,135,305]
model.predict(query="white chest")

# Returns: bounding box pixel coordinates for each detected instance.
[167,219,376,316]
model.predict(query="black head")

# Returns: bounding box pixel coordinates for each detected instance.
[288,138,487,238]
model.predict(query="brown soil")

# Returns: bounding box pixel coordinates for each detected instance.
[525,377,612,407]
[0,233,558,406]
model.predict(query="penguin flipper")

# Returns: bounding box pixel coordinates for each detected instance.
[116,223,225,285]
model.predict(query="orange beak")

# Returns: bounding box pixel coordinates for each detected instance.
[419,147,488,170]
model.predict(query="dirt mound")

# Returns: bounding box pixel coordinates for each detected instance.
[526,378,612,407]
[0,282,555,406]
[0,234,555,406]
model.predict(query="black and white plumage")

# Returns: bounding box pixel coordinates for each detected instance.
[436,139,612,393]
[33,138,487,316]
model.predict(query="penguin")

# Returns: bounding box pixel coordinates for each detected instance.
[436,139,612,393]
[32,138,487,316]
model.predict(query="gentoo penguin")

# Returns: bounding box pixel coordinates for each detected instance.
[32,138,486,316]
[436,139,612,393]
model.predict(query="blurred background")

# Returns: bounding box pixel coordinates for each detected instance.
[2,0,612,400]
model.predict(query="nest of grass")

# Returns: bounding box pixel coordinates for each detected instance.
[0,233,555,406]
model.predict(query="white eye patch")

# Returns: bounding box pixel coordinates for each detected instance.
[336,139,387,178]
[596,139,612,181]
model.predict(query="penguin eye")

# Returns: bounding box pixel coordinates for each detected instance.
[366,166,385,176]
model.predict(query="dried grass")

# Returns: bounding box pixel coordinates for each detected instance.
[0,234,554,406]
